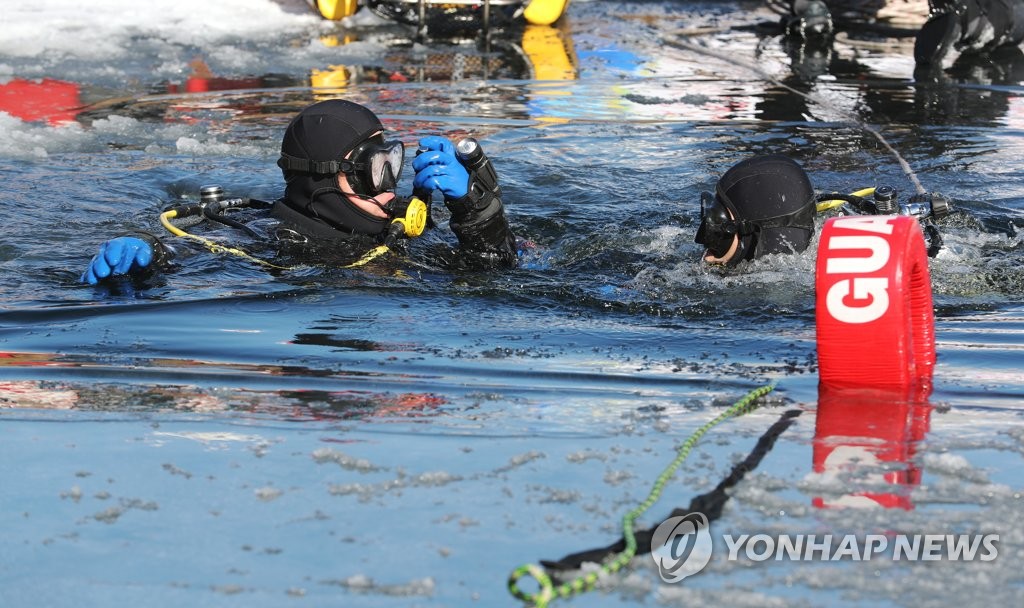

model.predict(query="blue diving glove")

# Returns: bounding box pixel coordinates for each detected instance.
[81,236,154,285]
[412,136,470,201]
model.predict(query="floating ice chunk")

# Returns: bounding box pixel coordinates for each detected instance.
[409,471,462,487]
[311,447,383,473]
[327,574,435,596]
[0,0,324,61]
[494,450,546,473]
[254,486,283,502]
[566,449,608,463]
[151,431,266,444]
[920,452,990,484]
[60,485,83,502]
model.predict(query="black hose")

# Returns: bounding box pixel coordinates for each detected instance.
[203,203,263,239]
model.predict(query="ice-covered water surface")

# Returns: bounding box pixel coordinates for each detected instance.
[1,1,1023,607]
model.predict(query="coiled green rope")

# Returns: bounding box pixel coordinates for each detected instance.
[507,383,776,607]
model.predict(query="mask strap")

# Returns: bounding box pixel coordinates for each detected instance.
[699,191,715,218]
[745,197,817,231]
[714,185,816,236]
[278,152,356,176]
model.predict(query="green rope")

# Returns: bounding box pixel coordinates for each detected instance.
[507,383,776,607]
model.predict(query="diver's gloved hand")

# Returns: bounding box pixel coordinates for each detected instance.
[80,236,153,285]
[414,136,515,266]
[417,135,458,157]
[412,136,470,202]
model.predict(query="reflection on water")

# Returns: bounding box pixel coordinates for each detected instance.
[0,352,448,420]
[812,385,933,510]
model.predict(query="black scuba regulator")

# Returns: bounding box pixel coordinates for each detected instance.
[162,185,250,222]
[161,185,271,240]
[870,185,952,221]
[819,185,952,257]
[197,185,251,211]
[878,186,950,258]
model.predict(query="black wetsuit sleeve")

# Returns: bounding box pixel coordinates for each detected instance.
[445,193,518,268]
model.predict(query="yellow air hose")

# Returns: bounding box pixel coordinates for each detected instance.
[816,187,875,212]
[160,209,291,269]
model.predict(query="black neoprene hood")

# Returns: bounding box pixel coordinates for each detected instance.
[278,100,389,236]
[280,99,382,166]
[716,154,816,262]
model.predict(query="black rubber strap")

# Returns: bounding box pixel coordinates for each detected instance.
[277,152,355,176]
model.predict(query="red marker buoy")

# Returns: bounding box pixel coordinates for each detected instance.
[815,216,935,389]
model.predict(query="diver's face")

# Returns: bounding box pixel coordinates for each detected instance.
[703,207,739,265]
[336,130,396,219]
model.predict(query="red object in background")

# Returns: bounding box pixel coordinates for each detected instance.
[0,78,81,125]
[164,58,264,94]
[165,75,265,94]
[813,384,933,510]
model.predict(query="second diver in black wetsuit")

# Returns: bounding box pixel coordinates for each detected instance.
[695,154,954,266]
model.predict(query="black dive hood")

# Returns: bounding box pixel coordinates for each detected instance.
[716,154,816,265]
[277,99,389,236]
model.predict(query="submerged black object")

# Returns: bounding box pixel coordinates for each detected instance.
[915,0,1024,66]
[783,0,835,38]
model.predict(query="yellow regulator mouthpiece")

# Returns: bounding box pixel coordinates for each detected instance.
[395,196,427,238]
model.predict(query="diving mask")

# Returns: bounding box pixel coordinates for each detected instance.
[277,137,405,195]
[695,189,816,261]
[694,191,741,258]
[345,138,405,195]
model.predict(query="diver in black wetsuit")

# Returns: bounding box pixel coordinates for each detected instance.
[694,154,952,266]
[81,99,517,284]
[770,0,1024,73]
[915,0,1024,68]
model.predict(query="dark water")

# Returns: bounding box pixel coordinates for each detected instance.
[1,1,1023,606]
